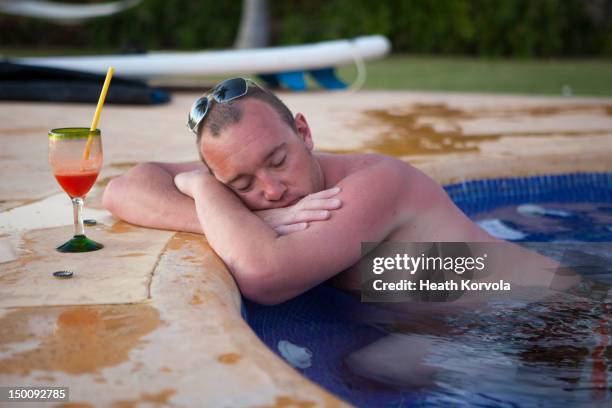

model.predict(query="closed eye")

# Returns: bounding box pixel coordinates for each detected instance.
[272,156,286,168]
[233,178,253,192]
[236,183,252,193]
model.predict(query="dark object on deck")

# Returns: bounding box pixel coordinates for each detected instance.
[53,270,74,279]
[0,61,170,105]
[83,219,97,226]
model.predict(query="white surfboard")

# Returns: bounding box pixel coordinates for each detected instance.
[0,0,141,24]
[14,35,391,79]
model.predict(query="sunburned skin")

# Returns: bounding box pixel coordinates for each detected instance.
[104,98,581,305]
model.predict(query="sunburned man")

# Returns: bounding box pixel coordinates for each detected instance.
[103,78,580,305]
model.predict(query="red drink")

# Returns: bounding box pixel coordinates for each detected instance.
[49,127,104,252]
[54,171,99,198]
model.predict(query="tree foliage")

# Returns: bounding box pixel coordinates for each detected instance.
[1,0,610,56]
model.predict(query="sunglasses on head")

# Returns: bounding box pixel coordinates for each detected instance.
[187,77,260,135]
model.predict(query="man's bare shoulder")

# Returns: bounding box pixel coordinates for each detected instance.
[313,153,411,226]
[315,152,412,187]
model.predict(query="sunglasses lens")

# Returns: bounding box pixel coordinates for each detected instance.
[187,96,209,133]
[187,78,255,134]
[213,78,248,102]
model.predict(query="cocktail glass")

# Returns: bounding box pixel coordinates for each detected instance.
[48,127,103,252]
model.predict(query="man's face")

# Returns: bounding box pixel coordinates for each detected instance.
[199,99,323,210]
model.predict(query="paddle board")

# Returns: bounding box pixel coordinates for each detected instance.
[14,35,391,79]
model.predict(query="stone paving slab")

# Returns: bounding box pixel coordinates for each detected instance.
[0,221,173,308]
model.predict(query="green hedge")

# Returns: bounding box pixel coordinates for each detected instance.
[1,0,611,56]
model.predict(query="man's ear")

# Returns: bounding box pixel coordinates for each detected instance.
[294,113,314,151]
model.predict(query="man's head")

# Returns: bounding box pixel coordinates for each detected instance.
[190,79,324,210]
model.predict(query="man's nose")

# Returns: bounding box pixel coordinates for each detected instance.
[260,174,286,201]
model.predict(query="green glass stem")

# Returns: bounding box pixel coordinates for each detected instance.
[56,196,103,253]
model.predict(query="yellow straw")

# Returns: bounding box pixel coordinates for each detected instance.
[83,66,114,161]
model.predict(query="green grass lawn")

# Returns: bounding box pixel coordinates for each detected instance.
[338,55,612,97]
[4,47,611,97]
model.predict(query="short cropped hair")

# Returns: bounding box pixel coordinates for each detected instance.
[195,85,297,149]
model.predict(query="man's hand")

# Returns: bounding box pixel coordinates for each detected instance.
[255,187,342,235]
[175,169,342,235]
[174,168,212,198]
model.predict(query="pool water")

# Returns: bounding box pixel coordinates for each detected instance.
[245,173,612,407]
[451,173,612,243]
[471,202,612,242]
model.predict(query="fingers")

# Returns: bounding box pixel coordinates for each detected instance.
[290,209,331,223]
[297,187,342,211]
[258,186,342,232]
[263,207,332,228]
[303,186,342,200]
[275,222,308,236]
[299,198,342,211]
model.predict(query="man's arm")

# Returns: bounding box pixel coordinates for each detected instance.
[103,162,342,234]
[176,160,405,305]
[103,162,204,233]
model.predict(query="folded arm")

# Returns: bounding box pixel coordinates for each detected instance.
[103,162,341,235]
[102,161,205,233]
[176,160,405,304]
